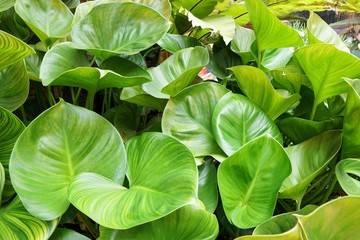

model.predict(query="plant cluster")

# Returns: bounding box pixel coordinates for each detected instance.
[1,0,360,239]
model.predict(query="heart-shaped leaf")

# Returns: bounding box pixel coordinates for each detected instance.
[279,131,342,201]
[212,92,283,156]
[0,106,25,203]
[270,65,310,94]
[294,44,360,119]
[157,33,202,53]
[40,43,150,94]
[97,203,219,240]
[10,100,126,220]
[198,160,218,213]
[0,197,59,239]
[162,82,229,160]
[230,25,255,64]
[49,228,91,240]
[68,132,197,229]
[142,46,209,98]
[0,0,15,12]
[15,0,73,46]
[336,159,360,196]
[230,65,301,119]
[235,225,302,240]
[0,61,29,111]
[71,2,170,60]
[218,135,291,228]
[0,30,34,71]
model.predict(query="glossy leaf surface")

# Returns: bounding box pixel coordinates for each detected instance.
[230,66,300,119]
[162,82,229,160]
[71,2,170,59]
[0,30,34,71]
[279,131,342,200]
[98,203,218,240]
[10,100,126,220]
[212,92,283,156]
[336,159,360,196]
[230,25,255,64]
[121,86,168,111]
[218,135,291,228]
[142,47,209,98]
[68,132,197,229]
[235,225,302,240]
[198,160,218,213]
[173,0,218,18]
[157,33,202,53]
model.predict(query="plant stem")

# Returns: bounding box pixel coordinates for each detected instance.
[320,177,337,205]
[85,92,95,110]
[310,103,317,121]
[76,212,98,238]
[89,56,97,67]
[19,105,27,122]
[304,172,328,195]
[47,86,56,106]
[278,199,293,212]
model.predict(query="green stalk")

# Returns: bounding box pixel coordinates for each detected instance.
[319,177,337,205]
[310,103,317,121]
[77,212,99,238]
[85,92,95,110]
[19,105,27,122]
[47,86,56,106]
[278,199,293,212]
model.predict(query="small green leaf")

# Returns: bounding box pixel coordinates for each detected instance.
[0,197,59,240]
[98,203,219,240]
[10,100,126,220]
[49,228,90,240]
[279,131,342,200]
[162,82,229,160]
[71,2,170,59]
[15,0,74,46]
[68,132,197,229]
[173,0,218,18]
[142,46,209,98]
[270,65,310,94]
[0,30,35,71]
[336,159,360,196]
[212,92,283,156]
[218,135,291,228]
[230,65,300,119]
[230,25,255,64]
[157,33,202,53]
[198,160,218,213]
[114,102,140,142]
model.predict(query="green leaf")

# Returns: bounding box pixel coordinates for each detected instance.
[230,25,255,64]
[294,44,360,118]
[10,100,126,220]
[336,159,360,196]
[261,48,293,71]
[307,12,350,53]
[212,92,283,156]
[162,82,229,160]
[25,52,43,81]
[62,0,80,8]
[198,160,218,213]
[173,0,218,18]
[245,0,303,54]
[0,106,25,203]
[0,162,4,203]
[235,226,302,240]
[270,65,310,94]
[0,61,29,112]
[49,228,90,240]
[0,0,15,12]
[277,117,343,144]
[98,203,218,240]
[279,131,342,200]
[206,46,242,79]
[15,0,73,46]
[142,46,209,98]
[218,135,291,228]
[0,30,35,71]
[230,65,301,119]
[68,132,197,229]
[71,2,170,60]
[114,102,140,142]
[0,197,58,240]
[296,196,360,239]
[40,43,150,94]
[157,33,202,53]
[342,78,360,159]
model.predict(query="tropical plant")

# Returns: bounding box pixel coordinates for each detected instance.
[1,0,360,239]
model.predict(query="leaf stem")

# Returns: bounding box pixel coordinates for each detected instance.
[85,92,95,110]
[310,102,317,121]
[320,176,337,205]
[19,105,27,122]
[76,212,98,238]
[47,86,56,106]
[278,199,293,212]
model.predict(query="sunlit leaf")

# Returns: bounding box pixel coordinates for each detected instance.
[49,228,90,240]
[173,0,218,18]
[212,92,283,156]
[218,135,291,228]
[261,48,293,71]
[230,25,255,64]
[235,225,302,240]
[162,82,229,160]
[10,100,126,220]
[157,33,202,53]
[336,159,360,196]
[68,132,197,229]
[0,0,15,12]
[198,160,218,213]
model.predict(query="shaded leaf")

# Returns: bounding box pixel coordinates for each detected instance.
[230,25,255,64]
[198,160,218,213]
[49,228,90,240]
[270,65,310,94]
[336,159,360,196]
[173,0,218,18]
[114,102,140,142]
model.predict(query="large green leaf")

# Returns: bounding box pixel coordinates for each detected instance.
[173,0,218,18]
[39,43,150,94]
[162,82,229,160]
[307,12,349,53]
[0,61,29,111]
[198,160,218,213]
[0,30,34,71]
[212,92,283,156]
[71,2,170,60]
[10,100,126,220]
[342,78,360,159]
[279,131,342,201]
[142,46,209,98]
[336,159,360,196]
[49,228,90,240]
[0,0,15,12]
[245,0,303,55]
[15,0,73,46]
[0,106,25,203]
[0,197,59,240]
[157,33,202,53]
[218,135,291,228]
[230,25,255,64]
[97,203,218,239]
[235,226,302,240]
[230,65,300,119]
[294,44,360,119]
[296,196,360,239]
[68,132,197,229]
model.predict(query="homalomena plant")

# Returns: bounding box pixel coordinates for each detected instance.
[2,0,360,239]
